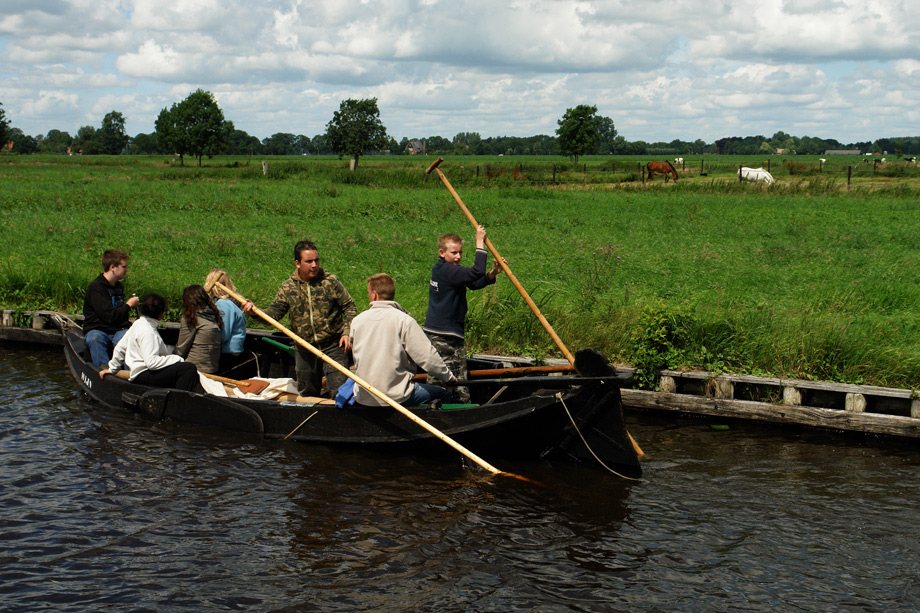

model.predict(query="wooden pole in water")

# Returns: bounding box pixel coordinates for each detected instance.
[425,157,575,365]
[425,158,645,458]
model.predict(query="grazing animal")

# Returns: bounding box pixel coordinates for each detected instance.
[739,167,775,185]
[647,160,679,182]
[863,158,870,164]
[905,157,917,163]
[819,158,826,164]
[674,157,684,165]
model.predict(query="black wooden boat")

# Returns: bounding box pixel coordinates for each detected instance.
[53,314,641,479]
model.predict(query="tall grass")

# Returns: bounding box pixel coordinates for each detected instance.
[4,154,920,388]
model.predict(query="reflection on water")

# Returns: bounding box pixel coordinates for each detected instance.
[2,346,920,610]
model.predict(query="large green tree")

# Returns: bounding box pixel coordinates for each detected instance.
[129,132,161,155]
[99,110,129,154]
[324,98,389,169]
[593,114,618,154]
[156,89,231,166]
[8,128,38,154]
[224,128,262,155]
[41,129,73,154]
[556,104,600,163]
[74,125,99,154]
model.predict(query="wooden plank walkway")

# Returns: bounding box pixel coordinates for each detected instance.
[5,310,920,439]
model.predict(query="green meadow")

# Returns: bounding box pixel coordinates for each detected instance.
[3,153,920,389]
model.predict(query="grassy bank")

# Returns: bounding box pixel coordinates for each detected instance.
[3,154,920,389]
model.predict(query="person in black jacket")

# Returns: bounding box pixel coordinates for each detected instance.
[422,225,503,403]
[83,249,140,366]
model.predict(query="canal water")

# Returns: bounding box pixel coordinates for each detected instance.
[2,345,920,611]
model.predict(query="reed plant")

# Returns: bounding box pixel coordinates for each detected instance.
[4,154,920,388]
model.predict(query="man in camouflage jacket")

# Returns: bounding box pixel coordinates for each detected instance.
[244,240,356,397]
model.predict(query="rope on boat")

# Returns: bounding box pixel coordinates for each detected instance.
[282,411,318,440]
[556,393,641,482]
[52,313,83,331]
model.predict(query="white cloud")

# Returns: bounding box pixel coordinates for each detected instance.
[2,0,920,142]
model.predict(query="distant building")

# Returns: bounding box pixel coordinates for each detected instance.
[824,150,862,155]
[406,140,426,155]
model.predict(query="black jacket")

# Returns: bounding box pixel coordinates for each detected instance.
[423,249,494,340]
[82,274,132,334]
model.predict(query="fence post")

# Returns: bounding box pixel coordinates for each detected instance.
[552,164,556,185]
[476,165,479,177]
[847,165,851,189]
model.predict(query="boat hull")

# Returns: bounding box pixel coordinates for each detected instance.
[55,315,640,478]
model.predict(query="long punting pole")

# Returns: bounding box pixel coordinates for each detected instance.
[216,282,534,479]
[425,157,576,364]
[424,157,645,458]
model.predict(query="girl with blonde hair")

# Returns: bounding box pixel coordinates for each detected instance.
[203,269,248,370]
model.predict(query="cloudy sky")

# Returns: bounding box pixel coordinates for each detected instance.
[1,0,918,145]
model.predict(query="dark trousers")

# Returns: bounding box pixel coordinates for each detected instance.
[295,343,348,398]
[134,361,204,394]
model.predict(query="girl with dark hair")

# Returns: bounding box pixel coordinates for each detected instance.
[99,293,203,393]
[175,284,223,374]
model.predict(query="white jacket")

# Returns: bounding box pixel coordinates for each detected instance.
[108,315,184,380]
[350,301,455,406]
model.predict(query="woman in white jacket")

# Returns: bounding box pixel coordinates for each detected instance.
[99,292,203,393]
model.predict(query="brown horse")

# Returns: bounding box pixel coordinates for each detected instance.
[647,161,679,182]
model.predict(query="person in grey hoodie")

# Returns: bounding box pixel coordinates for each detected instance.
[350,273,457,407]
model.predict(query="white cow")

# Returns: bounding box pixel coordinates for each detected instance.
[674,157,684,165]
[819,158,826,163]
[740,167,775,185]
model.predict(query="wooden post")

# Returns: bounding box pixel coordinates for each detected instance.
[660,375,677,393]
[261,161,268,175]
[1,310,13,327]
[783,386,802,405]
[845,393,866,412]
[911,396,920,419]
[32,311,46,329]
[738,165,743,182]
[711,377,734,399]
[552,164,556,184]
[476,165,479,177]
[766,159,770,172]
[847,165,852,189]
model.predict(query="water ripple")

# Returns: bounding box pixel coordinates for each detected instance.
[2,348,920,610]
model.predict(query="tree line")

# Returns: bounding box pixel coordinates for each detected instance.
[2,95,919,161]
